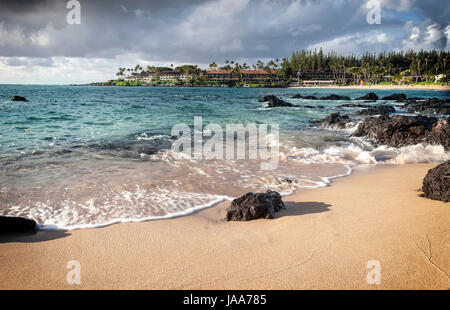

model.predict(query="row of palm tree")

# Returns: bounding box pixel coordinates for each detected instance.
[116,49,449,84]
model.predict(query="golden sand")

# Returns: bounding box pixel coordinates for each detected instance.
[0,163,448,289]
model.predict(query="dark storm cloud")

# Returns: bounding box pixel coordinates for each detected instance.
[0,0,448,64]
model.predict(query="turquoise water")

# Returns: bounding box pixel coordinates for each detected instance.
[0,85,449,229]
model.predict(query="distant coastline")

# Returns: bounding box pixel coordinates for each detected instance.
[80,82,450,91]
[289,84,450,91]
[85,49,450,90]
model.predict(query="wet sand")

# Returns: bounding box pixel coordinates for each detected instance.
[0,163,448,289]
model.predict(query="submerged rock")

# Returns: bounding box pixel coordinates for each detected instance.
[320,94,351,101]
[421,161,450,202]
[355,93,379,101]
[11,96,27,102]
[0,216,37,233]
[405,98,450,115]
[302,95,319,100]
[356,105,396,116]
[259,95,293,107]
[292,94,319,100]
[381,93,407,102]
[338,103,372,109]
[226,190,286,221]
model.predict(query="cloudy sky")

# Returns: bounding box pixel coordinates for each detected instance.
[0,0,449,84]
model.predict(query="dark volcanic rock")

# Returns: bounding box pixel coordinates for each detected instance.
[381,93,407,102]
[317,113,352,129]
[259,95,293,107]
[429,117,450,151]
[338,103,372,108]
[291,94,319,100]
[356,105,396,116]
[302,95,319,100]
[11,96,27,102]
[226,190,286,221]
[320,94,351,101]
[405,98,450,115]
[356,93,379,101]
[0,216,37,233]
[421,161,450,202]
[352,115,447,148]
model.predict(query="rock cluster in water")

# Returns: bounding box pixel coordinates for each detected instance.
[404,98,450,115]
[355,105,396,116]
[380,93,407,102]
[421,161,450,203]
[11,96,27,102]
[316,112,352,129]
[355,92,379,101]
[226,190,286,221]
[259,95,292,107]
[319,94,351,101]
[353,115,450,150]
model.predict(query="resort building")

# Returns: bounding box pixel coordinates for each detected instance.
[240,70,270,81]
[158,71,181,82]
[206,69,233,81]
[178,73,192,81]
[124,72,157,83]
[301,80,335,87]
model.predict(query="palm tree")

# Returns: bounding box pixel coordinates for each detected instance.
[434,63,440,76]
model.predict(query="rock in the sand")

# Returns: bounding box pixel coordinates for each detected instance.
[355,93,379,101]
[356,105,396,116]
[381,93,407,102]
[353,115,447,148]
[320,94,351,101]
[318,113,352,129]
[11,96,27,102]
[226,190,286,221]
[405,98,450,115]
[259,95,293,107]
[421,161,450,202]
[0,216,37,233]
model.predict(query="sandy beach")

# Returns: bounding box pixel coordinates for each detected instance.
[289,85,450,91]
[0,163,448,290]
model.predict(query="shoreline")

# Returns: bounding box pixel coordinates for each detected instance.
[1,163,448,289]
[289,84,450,91]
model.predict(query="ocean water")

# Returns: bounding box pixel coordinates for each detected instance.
[0,85,449,229]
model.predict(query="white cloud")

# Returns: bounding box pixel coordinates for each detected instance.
[308,31,396,54]
[402,19,448,50]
